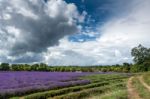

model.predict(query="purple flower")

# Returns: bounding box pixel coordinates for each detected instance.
[0,71,91,97]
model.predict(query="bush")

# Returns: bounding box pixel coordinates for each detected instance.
[130,64,148,72]
[143,62,150,71]
[0,63,10,71]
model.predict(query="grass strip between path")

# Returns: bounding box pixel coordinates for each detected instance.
[132,76,150,99]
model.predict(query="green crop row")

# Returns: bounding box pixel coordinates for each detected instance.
[52,82,126,99]
[81,74,129,82]
[23,78,125,99]
[23,82,109,99]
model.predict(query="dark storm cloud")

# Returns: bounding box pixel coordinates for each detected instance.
[0,0,81,56]
[11,53,44,63]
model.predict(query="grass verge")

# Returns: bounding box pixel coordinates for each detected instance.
[132,76,150,99]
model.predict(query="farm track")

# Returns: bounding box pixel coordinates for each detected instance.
[127,77,141,99]
[138,76,150,92]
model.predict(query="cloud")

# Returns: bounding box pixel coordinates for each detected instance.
[0,0,84,55]
[44,0,150,65]
[100,0,150,47]
[44,37,132,66]
[0,0,86,63]
[1,0,150,65]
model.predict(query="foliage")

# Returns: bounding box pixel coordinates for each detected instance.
[131,44,150,64]
[0,63,10,71]
[0,63,133,72]
[130,64,147,72]
[130,44,150,72]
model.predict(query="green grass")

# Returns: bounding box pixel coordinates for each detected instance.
[132,76,150,99]
[52,82,126,99]
[23,79,124,99]
[143,72,150,85]
[9,97,19,99]
[81,74,129,83]
[88,89,127,99]
[100,90,127,99]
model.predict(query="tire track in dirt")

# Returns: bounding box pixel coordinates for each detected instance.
[127,77,141,99]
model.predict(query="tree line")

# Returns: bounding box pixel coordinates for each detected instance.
[0,44,150,72]
[0,62,132,72]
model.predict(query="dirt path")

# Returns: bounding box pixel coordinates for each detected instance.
[19,97,24,99]
[127,77,141,99]
[138,76,150,92]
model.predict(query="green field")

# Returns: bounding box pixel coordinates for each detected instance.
[10,72,150,99]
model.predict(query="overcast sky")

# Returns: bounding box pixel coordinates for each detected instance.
[0,0,150,65]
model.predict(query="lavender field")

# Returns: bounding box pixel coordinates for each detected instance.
[0,71,130,99]
[0,0,149,98]
[0,72,91,97]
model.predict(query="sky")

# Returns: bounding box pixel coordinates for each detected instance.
[0,0,150,66]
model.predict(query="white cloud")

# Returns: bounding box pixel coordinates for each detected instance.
[1,0,150,65]
[44,0,150,66]
[100,0,150,47]
[44,36,133,65]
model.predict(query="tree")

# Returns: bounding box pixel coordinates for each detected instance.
[0,63,10,71]
[39,63,48,71]
[123,62,130,72]
[11,64,21,71]
[31,64,39,71]
[131,44,150,64]
[123,63,130,66]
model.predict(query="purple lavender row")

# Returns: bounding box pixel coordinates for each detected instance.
[0,71,91,97]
